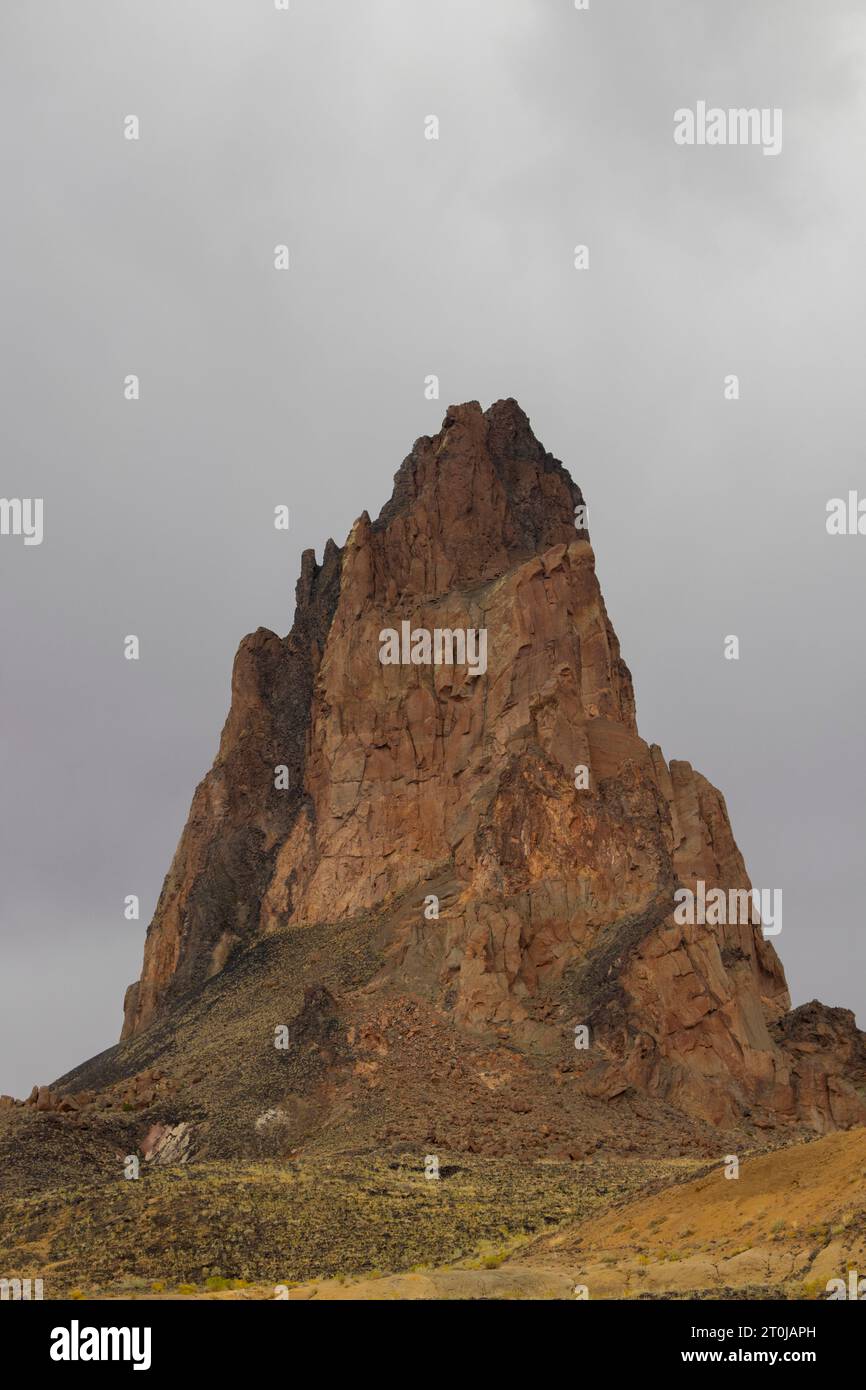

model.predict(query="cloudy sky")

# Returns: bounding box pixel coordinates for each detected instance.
[1,0,865,1097]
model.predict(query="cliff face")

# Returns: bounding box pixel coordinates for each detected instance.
[121,399,865,1133]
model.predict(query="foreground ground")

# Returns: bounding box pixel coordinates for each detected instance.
[1,1129,862,1300]
[2,919,862,1301]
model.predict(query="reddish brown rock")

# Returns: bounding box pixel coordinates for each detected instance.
[141,1121,192,1166]
[119,400,866,1134]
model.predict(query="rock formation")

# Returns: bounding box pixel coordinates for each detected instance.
[120,399,865,1134]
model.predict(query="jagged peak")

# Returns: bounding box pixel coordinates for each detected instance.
[368,399,584,591]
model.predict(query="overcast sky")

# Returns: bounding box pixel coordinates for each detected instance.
[1,0,864,1097]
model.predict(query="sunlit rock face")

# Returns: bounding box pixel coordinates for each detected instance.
[121,399,865,1134]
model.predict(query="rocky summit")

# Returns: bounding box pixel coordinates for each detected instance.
[119,397,864,1134]
[2,399,864,1299]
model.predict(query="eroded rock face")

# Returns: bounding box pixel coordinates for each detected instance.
[121,541,342,1038]
[120,399,865,1132]
[142,1121,192,1166]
